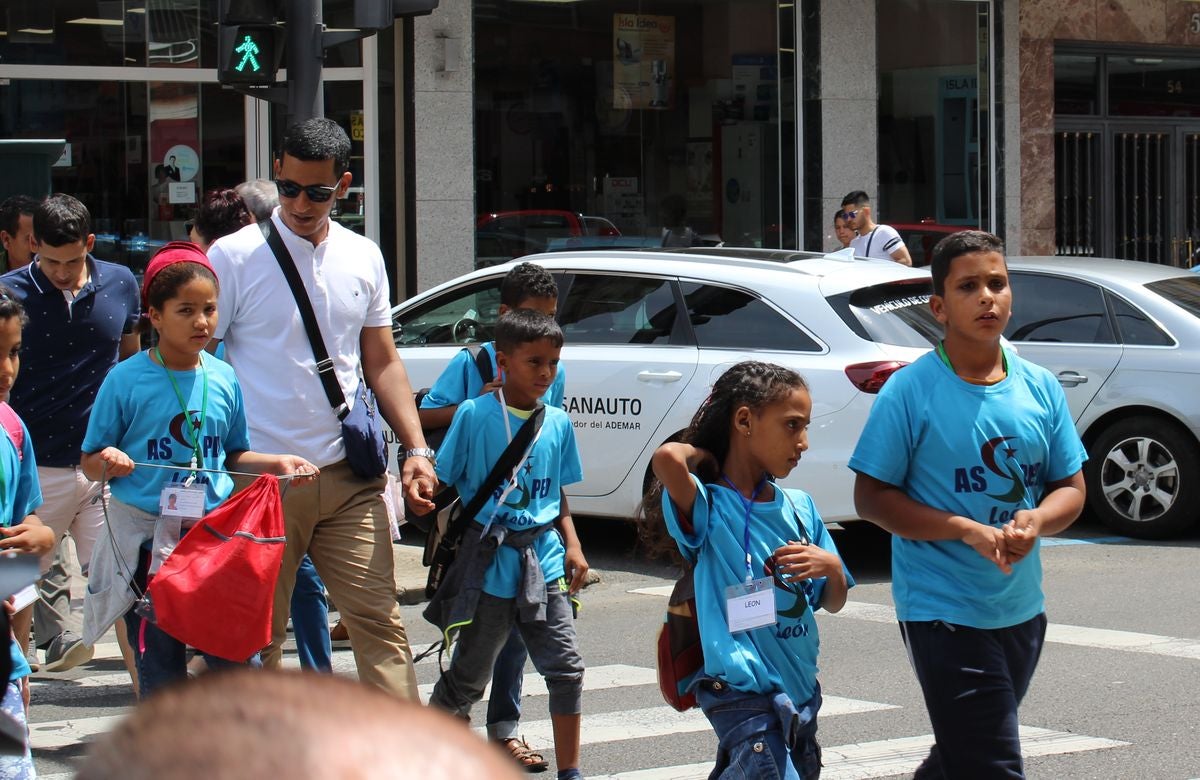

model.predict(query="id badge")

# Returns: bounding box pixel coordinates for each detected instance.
[725,577,776,634]
[160,485,205,519]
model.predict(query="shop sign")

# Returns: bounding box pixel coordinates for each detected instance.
[613,14,676,111]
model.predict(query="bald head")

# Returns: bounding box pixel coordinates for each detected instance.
[78,670,523,780]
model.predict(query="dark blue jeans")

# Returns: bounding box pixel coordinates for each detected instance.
[900,613,1048,779]
[290,554,332,672]
[484,625,528,740]
[695,679,822,780]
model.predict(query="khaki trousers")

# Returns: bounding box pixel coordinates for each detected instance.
[261,460,419,700]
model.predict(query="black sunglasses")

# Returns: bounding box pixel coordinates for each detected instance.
[275,178,339,203]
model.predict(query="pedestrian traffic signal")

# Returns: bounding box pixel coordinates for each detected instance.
[218,0,284,86]
[354,0,440,29]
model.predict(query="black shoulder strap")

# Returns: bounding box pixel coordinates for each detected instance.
[466,344,494,385]
[264,220,349,420]
[430,403,546,524]
[864,227,879,258]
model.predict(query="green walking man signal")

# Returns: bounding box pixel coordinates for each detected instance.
[235,35,263,73]
[218,24,283,85]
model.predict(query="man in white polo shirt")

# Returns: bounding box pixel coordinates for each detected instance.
[208,118,436,699]
[841,190,913,266]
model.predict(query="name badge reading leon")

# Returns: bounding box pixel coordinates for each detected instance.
[725,577,777,634]
[160,485,206,519]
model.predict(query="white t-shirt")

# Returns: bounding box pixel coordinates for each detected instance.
[850,224,905,261]
[209,212,391,466]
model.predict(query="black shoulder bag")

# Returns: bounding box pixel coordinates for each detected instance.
[265,221,388,479]
[421,403,545,598]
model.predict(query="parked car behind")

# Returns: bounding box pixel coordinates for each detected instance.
[1004,257,1200,539]
[390,249,940,524]
[892,219,973,267]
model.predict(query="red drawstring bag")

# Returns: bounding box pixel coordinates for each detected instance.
[145,474,287,661]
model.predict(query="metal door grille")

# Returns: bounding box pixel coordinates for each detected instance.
[1186,134,1200,267]
[1055,131,1096,256]
[1114,132,1168,264]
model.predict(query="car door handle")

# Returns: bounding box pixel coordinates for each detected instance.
[637,370,683,383]
[1056,371,1089,387]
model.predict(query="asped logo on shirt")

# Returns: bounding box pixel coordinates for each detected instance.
[489,458,553,527]
[143,410,219,485]
[952,435,1043,525]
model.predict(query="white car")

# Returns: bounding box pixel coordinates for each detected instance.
[388,248,940,523]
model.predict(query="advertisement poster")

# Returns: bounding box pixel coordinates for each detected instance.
[613,14,675,111]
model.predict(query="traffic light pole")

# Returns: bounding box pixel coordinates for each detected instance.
[287,0,323,124]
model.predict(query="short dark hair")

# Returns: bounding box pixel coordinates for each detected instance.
[193,189,252,246]
[833,209,846,224]
[34,193,91,248]
[929,230,1006,296]
[494,309,563,354]
[500,262,558,309]
[0,196,39,237]
[279,118,352,174]
[840,190,870,209]
[0,284,28,328]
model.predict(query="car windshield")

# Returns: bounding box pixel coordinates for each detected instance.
[827,280,941,347]
[1146,275,1200,318]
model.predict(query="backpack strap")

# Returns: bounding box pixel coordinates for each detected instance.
[466,344,494,385]
[0,403,24,461]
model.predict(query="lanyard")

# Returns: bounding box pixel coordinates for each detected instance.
[936,341,1007,375]
[155,348,209,474]
[722,474,767,583]
[481,387,541,534]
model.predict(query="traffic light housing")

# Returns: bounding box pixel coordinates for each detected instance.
[354,0,440,29]
[218,0,285,85]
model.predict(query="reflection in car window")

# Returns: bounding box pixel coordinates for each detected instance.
[1106,293,1174,346]
[827,281,941,347]
[558,275,679,345]
[679,282,821,352]
[1146,276,1200,319]
[1006,273,1115,344]
[392,278,503,346]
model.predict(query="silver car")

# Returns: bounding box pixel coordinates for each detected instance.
[1005,257,1200,538]
[390,249,939,523]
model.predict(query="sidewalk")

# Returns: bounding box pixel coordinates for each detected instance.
[392,538,430,606]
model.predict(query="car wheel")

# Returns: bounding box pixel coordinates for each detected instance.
[1085,416,1200,539]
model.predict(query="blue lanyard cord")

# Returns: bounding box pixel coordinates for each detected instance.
[722,474,768,583]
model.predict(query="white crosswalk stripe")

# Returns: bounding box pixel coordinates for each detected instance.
[27,596,1134,777]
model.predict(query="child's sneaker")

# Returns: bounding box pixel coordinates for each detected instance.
[42,630,93,673]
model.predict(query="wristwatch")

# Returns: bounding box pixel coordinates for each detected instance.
[403,447,437,466]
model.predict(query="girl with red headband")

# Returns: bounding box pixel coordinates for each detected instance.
[79,241,317,698]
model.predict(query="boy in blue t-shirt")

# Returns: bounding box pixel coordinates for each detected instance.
[849,230,1087,779]
[420,261,584,772]
[427,309,585,780]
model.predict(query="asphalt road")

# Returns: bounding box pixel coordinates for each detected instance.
[27,510,1200,778]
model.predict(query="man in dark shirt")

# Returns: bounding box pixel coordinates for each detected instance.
[1,194,140,672]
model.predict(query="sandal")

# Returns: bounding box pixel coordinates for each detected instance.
[496,736,549,773]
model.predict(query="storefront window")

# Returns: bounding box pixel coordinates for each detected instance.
[0,1,217,69]
[1109,57,1200,118]
[877,0,990,231]
[474,0,796,266]
[1055,54,1099,115]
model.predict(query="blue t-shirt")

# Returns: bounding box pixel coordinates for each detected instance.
[435,393,582,599]
[0,410,41,682]
[82,351,252,515]
[420,342,566,412]
[2,257,140,466]
[848,350,1087,629]
[663,477,854,705]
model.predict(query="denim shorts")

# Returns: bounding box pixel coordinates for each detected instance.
[695,679,822,780]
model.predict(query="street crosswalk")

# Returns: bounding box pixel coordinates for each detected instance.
[26,593,1135,779]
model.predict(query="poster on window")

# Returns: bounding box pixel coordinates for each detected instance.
[613,14,675,111]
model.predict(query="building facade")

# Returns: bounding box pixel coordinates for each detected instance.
[1,1,1197,299]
